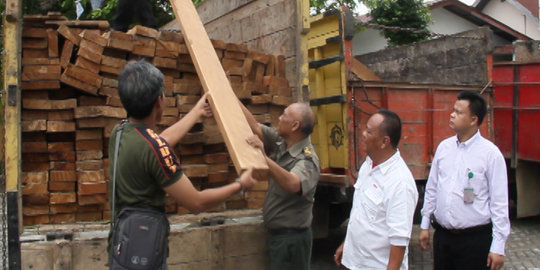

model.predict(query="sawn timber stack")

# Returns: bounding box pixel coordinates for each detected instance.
[20,13,292,225]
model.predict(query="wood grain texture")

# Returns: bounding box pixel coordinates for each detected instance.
[170,0,268,176]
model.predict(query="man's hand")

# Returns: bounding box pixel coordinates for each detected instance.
[194,92,213,118]
[487,252,504,270]
[238,167,257,191]
[419,229,430,250]
[334,242,344,266]
[246,134,266,156]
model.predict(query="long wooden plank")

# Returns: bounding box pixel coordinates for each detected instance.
[170,0,268,177]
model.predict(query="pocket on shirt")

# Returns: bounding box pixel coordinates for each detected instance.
[468,169,487,197]
[361,187,383,222]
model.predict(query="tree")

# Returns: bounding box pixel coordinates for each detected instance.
[364,0,431,47]
[310,0,357,15]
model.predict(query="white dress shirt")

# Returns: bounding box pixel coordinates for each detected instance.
[420,131,510,255]
[342,150,418,270]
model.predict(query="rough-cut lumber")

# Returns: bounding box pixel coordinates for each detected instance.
[57,25,81,45]
[46,20,110,30]
[170,0,268,176]
[127,25,160,39]
[74,106,126,119]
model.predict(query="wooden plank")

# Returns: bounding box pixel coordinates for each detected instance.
[48,110,74,121]
[21,80,60,90]
[22,38,48,49]
[132,36,156,57]
[60,40,74,68]
[80,30,108,47]
[127,25,160,38]
[47,29,59,57]
[75,57,101,74]
[22,58,59,65]
[156,40,180,58]
[170,0,268,176]
[60,73,99,95]
[103,30,134,51]
[57,25,81,45]
[47,121,76,132]
[22,98,77,110]
[45,20,110,30]
[23,27,48,38]
[74,106,126,119]
[22,119,47,132]
[64,64,103,88]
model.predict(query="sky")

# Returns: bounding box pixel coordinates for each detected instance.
[356,0,477,14]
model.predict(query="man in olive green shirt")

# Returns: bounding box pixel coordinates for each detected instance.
[242,102,320,270]
[109,60,257,267]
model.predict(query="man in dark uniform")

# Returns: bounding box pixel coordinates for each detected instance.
[242,102,320,270]
[109,60,258,267]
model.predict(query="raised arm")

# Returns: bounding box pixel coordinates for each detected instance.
[239,101,263,140]
[160,92,212,146]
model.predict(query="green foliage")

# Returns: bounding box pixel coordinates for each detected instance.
[310,0,357,15]
[364,0,431,47]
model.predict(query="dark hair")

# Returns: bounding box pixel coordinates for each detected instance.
[118,60,164,119]
[377,109,402,149]
[457,90,487,125]
[296,103,315,136]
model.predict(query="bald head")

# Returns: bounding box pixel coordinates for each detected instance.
[290,102,315,136]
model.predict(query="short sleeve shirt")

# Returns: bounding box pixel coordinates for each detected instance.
[108,122,183,217]
[261,125,320,229]
[342,151,418,270]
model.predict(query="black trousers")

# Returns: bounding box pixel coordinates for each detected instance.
[433,224,492,270]
[112,0,156,32]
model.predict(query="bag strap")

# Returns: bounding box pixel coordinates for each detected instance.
[111,120,127,225]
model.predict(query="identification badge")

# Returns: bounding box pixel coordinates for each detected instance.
[464,187,474,204]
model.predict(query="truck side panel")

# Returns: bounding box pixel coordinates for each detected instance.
[349,82,492,180]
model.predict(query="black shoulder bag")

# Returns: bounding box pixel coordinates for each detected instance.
[109,121,170,270]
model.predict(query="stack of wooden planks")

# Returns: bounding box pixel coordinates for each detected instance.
[20,13,292,225]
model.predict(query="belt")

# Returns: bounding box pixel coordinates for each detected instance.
[268,227,308,235]
[432,220,492,235]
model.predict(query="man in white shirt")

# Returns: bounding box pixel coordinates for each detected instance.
[334,109,418,270]
[419,90,510,270]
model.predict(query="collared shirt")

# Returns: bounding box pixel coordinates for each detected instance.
[260,125,320,229]
[342,150,418,270]
[420,131,510,255]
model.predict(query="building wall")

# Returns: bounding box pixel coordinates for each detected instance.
[482,0,540,39]
[353,7,511,56]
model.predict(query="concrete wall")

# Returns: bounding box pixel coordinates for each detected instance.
[20,212,269,270]
[513,40,540,62]
[356,27,492,85]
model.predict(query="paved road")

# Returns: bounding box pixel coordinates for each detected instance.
[311,215,540,270]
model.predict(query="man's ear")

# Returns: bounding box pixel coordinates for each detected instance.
[292,120,300,132]
[470,115,478,127]
[381,136,391,149]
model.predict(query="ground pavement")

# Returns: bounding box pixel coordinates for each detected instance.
[311,215,540,270]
